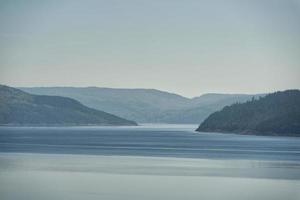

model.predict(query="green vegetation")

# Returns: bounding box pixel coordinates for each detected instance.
[197,90,300,136]
[0,85,137,126]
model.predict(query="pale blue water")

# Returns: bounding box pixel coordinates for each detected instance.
[0,125,300,200]
[0,124,299,161]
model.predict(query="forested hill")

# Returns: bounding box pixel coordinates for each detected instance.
[196,90,300,136]
[0,85,137,126]
[20,87,263,123]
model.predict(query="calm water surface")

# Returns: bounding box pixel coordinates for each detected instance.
[0,124,299,161]
[0,124,299,200]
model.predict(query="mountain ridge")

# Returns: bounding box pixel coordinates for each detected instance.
[20,86,265,123]
[0,85,137,126]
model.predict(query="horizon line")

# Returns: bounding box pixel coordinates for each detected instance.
[1,83,297,99]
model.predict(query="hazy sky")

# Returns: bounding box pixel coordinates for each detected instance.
[0,0,300,97]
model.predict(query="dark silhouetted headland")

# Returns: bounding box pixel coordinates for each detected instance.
[197,90,300,136]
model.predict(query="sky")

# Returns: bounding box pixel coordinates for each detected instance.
[0,0,300,97]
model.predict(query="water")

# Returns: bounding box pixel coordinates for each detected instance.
[0,124,300,200]
[0,124,299,161]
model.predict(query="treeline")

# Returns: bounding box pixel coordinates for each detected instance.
[197,90,300,136]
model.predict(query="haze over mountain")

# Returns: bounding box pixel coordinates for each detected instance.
[0,85,137,126]
[20,87,264,124]
[197,90,300,136]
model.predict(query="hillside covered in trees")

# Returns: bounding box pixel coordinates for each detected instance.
[197,90,300,136]
[20,87,263,123]
[0,85,137,126]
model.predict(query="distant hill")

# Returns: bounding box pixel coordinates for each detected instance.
[0,85,137,126]
[20,87,264,124]
[197,90,300,136]
[159,93,264,123]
